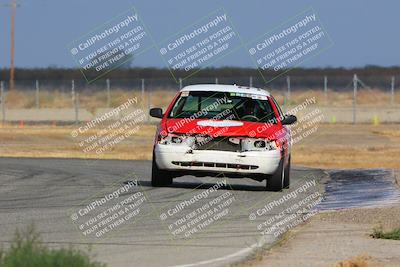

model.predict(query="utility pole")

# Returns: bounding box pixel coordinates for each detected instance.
[10,0,17,90]
[1,0,22,90]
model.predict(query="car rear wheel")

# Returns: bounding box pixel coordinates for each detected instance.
[151,155,173,187]
[266,158,284,191]
[283,155,291,189]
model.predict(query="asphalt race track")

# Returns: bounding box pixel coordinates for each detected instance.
[0,158,397,267]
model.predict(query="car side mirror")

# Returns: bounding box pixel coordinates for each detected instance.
[149,108,163,119]
[281,114,297,125]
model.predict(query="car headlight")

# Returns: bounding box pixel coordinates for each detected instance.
[254,140,266,148]
[242,138,278,151]
[171,136,182,144]
[158,133,194,146]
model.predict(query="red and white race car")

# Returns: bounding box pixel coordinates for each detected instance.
[149,84,297,191]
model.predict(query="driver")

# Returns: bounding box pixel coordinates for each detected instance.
[242,99,260,118]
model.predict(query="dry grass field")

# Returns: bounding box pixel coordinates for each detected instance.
[0,123,399,170]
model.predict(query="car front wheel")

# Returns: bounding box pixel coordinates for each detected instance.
[283,155,291,189]
[151,154,173,187]
[266,158,284,191]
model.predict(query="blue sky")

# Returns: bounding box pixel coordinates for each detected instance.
[0,0,399,68]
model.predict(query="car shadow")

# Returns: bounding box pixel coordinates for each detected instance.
[131,179,267,192]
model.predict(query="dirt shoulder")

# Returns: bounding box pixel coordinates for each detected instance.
[237,171,400,267]
[239,205,400,267]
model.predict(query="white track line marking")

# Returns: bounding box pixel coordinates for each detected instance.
[170,246,254,267]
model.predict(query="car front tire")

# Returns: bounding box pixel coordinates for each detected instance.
[266,158,285,191]
[151,154,173,187]
[283,155,291,189]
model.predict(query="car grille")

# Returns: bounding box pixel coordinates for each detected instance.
[194,136,239,152]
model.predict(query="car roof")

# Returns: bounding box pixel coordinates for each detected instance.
[180,84,270,97]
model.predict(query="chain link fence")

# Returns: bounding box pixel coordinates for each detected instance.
[0,75,399,124]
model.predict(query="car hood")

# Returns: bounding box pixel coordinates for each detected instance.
[164,118,282,139]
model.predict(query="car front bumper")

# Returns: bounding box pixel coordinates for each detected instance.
[154,144,281,175]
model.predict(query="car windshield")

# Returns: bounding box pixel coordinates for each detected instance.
[168,91,277,123]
